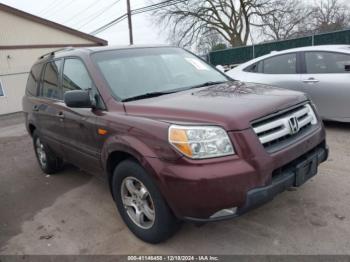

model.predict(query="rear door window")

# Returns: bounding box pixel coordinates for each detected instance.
[41,60,63,100]
[305,52,350,74]
[262,53,297,74]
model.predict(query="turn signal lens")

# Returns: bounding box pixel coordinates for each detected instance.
[168,125,235,159]
[98,128,108,135]
[168,128,193,157]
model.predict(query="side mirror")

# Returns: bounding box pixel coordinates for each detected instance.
[64,90,94,108]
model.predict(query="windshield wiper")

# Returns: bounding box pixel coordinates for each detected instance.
[122,81,229,102]
[122,91,176,102]
[188,81,228,90]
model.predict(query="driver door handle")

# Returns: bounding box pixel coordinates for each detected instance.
[33,105,39,112]
[303,78,319,84]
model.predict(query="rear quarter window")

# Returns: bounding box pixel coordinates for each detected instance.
[26,63,43,96]
[244,61,263,73]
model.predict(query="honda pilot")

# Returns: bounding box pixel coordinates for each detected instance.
[23,46,328,243]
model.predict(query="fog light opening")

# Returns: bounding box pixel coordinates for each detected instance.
[210,207,238,219]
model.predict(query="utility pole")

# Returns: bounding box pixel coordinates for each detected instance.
[126,0,133,45]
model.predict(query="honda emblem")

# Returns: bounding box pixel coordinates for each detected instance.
[288,116,300,135]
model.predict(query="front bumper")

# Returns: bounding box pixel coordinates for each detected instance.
[146,124,327,221]
[184,144,328,222]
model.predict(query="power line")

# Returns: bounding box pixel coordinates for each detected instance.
[90,0,186,36]
[47,0,77,21]
[90,14,128,35]
[36,0,60,15]
[62,0,101,24]
[84,9,121,28]
[39,0,73,17]
[77,0,122,30]
[66,1,121,27]
[90,0,185,35]
[132,0,184,15]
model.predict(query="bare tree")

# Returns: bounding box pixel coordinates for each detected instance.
[311,0,350,33]
[152,0,277,49]
[196,30,227,54]
[259,0,350,40]
[152,0,350,51]
[255,0,312,40]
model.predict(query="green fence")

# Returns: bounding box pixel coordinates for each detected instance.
[209,29,350,65]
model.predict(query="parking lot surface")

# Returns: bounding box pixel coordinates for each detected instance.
[0,114,349,255]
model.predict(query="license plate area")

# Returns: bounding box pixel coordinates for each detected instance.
[294,155,318,187]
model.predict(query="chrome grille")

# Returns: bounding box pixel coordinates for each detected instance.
[252,104,318,149]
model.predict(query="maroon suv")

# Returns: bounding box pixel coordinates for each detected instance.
[23,46,328,243]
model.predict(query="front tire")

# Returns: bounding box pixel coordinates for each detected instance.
[33,131,63,174]
[112,159,180,243]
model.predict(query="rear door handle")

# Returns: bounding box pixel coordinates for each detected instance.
[303,78,319,84]
[57,111,65,120]
[33,105,39,112]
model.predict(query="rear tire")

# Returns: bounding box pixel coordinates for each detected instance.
[112,159,180,243]
[33,131,63,174]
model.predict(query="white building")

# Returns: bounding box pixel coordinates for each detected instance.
[0,3,107,115]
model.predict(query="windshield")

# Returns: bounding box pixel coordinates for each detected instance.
[91,47,228,101]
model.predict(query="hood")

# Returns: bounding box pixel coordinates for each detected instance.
[124,81,308,131]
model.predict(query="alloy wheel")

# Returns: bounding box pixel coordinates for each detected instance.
[121,176,155,229]
[35,138,47,168]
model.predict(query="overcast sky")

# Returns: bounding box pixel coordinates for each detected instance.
[1,0,168,45]
[3,0,341,48]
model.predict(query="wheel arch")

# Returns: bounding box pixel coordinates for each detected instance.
[105,148,160,200]
[106,150,135,195]
[28,123,36,136]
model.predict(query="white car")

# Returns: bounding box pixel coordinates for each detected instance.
[226,45,350,122]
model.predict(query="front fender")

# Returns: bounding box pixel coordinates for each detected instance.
[101,132,181,178]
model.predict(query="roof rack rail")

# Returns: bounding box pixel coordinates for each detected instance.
[39,46,74,59]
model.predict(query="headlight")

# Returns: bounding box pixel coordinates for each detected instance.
[168,125,235,159]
